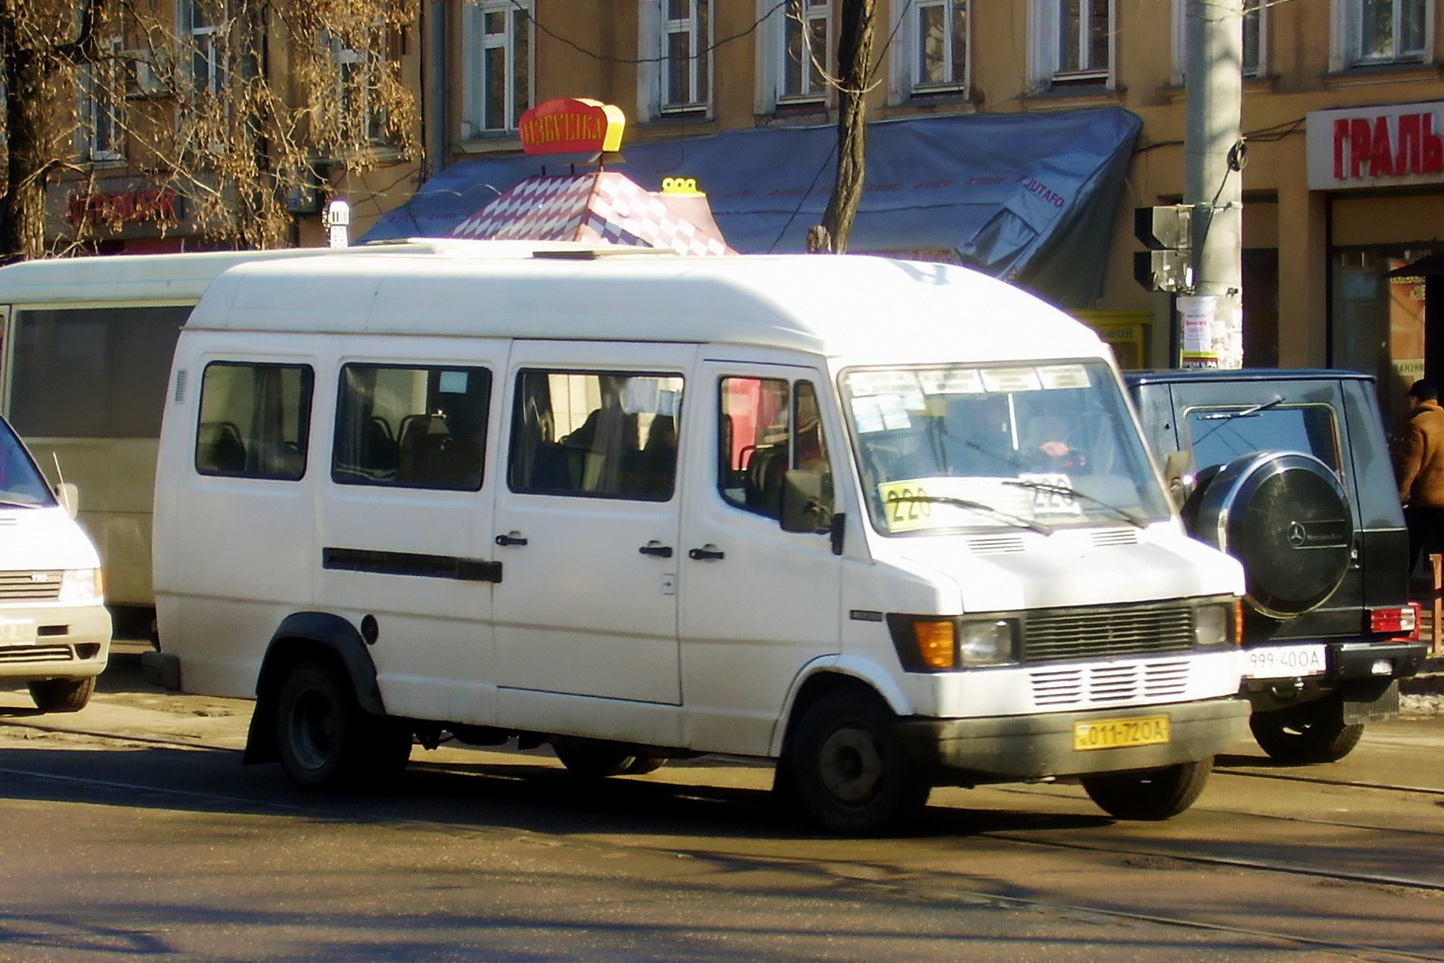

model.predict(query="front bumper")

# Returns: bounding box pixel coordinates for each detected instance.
[0,602,112,681]
[895,697,1250,786]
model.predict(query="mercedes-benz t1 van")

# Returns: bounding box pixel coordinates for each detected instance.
[151,242,1248,834]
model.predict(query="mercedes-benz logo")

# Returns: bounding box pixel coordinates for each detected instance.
[1288,521,1307,547]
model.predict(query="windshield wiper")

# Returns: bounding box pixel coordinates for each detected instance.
[888,494,1054,535]
[0,499,40,509]
[1002,479,1148,529]
[1197,397,1284,421]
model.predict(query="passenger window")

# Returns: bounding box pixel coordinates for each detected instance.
[333,364,491,491]
[718,377,831,520]
[508,370,683,501]
[195,362,313,480]
[1184,404,1341,474]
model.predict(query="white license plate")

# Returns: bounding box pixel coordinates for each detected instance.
[1244,644,1326,679]
[0,617,37,646]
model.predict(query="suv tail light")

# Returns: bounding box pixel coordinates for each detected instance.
[1368,603,1419,639]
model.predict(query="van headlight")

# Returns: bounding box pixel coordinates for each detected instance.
[58,568,104,604]
[1194,600,1240,647]
[887,615,1017,671]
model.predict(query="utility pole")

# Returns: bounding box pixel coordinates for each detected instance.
[1181,0,1245,369]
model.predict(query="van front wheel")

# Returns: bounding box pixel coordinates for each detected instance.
[789,690,929,835]
[274,660,411,791]
[1080,758,1212,820]
[28,677,95,713]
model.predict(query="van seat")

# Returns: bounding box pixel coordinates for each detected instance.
[197,421,246,473]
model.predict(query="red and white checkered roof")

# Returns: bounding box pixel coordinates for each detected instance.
[448,172,733,256]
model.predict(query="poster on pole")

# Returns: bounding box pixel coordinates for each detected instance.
[1178,295,1219,369]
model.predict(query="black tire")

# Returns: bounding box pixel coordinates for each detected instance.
[1249,703,1364,764]
[27,676,95,713]
[788,689,929,835]
[274,659,411,791]
[1081,758,1213,820]
[552,741,665,778]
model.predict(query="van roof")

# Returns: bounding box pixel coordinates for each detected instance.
[188,247,1108,365]
[0,239,579,305]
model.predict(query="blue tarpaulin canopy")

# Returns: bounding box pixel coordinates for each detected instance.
[362,106,1141,308]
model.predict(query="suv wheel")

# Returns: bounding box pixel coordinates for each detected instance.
[1249,701,1364,764]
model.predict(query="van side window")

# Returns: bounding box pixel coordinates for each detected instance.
[508,370,683,501]
[195,362,313,481]
[333,364,491,491]
[718,377,831,520]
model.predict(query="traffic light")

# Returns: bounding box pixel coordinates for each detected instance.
[1134,205,1194,293]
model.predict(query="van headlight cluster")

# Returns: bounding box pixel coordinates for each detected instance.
[58,568,104,604]
[1194,600,1241,648]
[887,615,1018,671]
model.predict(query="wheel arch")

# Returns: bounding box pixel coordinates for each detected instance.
[768,655,914,759]
[243,611,385,765]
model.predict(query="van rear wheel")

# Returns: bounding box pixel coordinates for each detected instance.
[1081,758,1212,820]
[274,660,411,791]
[1249,702,1364,764]
[28,677,95,713]
[789,689,929,835]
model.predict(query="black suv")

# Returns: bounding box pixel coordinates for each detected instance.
[1126,369,1429,763]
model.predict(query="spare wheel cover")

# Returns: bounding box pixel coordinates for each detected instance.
[1193,451,1353,619]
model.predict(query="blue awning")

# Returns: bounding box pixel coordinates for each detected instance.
[362,106,1141,308]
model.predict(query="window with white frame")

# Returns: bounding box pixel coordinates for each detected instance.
[1338,0,1430,66]
[1029,0,1113,88]
[330,34,388,145]
[180,0,226,95]
[1171,0,1266,81]
[80,36,125,161]
[782,0,831,102]
[913,0,969,92]
[640,0,712,117]
[461,0,532,137]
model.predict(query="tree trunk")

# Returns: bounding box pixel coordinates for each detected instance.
[1,54,55,261]
[820,0,875,254]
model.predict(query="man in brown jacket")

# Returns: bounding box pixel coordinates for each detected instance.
[1395,378,1444,574]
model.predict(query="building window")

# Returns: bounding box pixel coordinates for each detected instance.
[1352,0,1428,65]
[640,0,712,118]
[80,37,125,161]
[329,33,388,145]
[180,0,226,95]
[914,0,969,92]
[1030,0,1113,88]
[195,362,314,481]
[1172,0,1266,81]
[782,0,831,102]
[461,0,532,137]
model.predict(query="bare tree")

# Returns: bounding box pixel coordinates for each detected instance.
[818,0,875,254]
[0,0,420,261]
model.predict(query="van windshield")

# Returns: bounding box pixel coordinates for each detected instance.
[840,361,1171,534]
[0,419,58,509]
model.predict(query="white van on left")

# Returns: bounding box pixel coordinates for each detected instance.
[0,415,111,712]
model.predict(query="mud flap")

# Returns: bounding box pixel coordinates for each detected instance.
[1342,679,1399,725]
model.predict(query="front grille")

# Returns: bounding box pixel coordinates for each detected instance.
[1032,658,1192,707]
[0,644,73,664]
[1022,601,1195,663]
[0,571,62,602]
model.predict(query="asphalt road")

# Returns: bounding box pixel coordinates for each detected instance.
[2,653,1443,962]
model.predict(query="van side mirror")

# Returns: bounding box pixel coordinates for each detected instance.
[780,469,831,534]
[1162,450,1194,509]
[55,482,80,519]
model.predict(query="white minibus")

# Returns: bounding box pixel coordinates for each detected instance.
[151,244,1248,833]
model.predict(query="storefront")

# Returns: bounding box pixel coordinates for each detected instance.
[1308,101,1444,426]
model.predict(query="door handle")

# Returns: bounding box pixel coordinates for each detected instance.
[639,541,674,559]
[688,545,725,561]
[495,532,528,547]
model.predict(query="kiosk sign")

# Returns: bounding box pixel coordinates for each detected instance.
[519,98,626,156]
